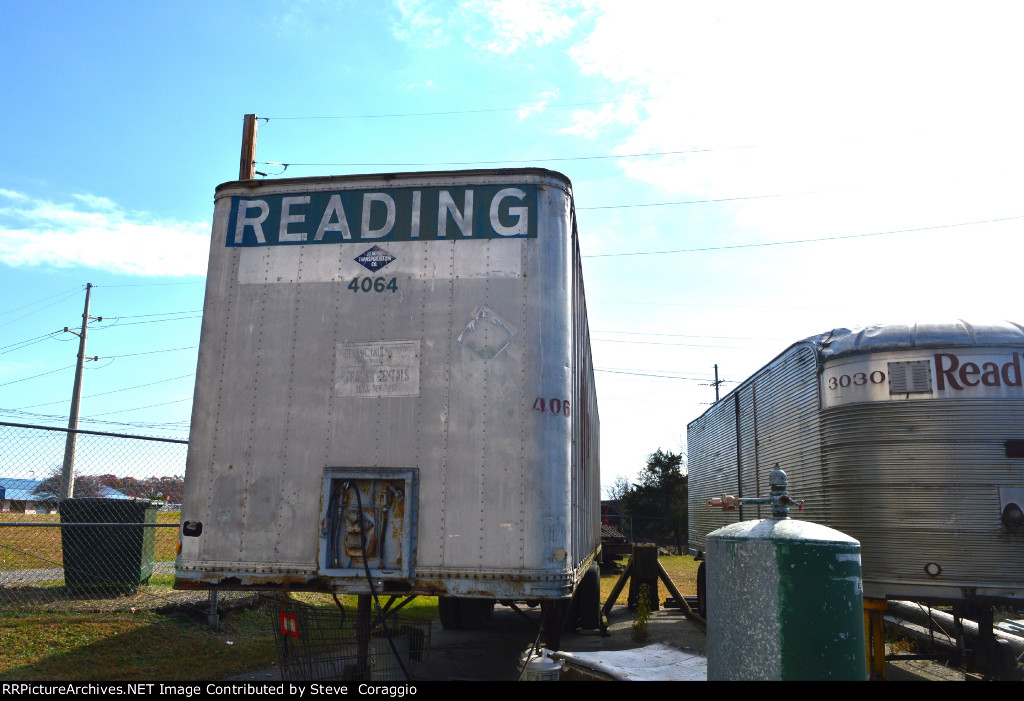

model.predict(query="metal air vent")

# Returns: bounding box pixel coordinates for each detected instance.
[888,360,933,394]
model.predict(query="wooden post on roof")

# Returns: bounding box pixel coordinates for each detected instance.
[239,114,258,180]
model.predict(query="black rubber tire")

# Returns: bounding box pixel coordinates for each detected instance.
[438,596,462,630]
[459,598,494,629]
[696,561,707,620]
[578,562,601,630]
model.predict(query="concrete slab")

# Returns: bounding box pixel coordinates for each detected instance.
[556,644,707,681]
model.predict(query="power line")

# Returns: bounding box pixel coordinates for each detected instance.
[15,373,196,410]
[583,214,1024,258]
[256,146,750,170]
[0,330,63,355]
[599,364,716,376]
[83,397,192,418]
[0,287,84,330]
[0,286,83,318]
[578,190,835,210]
[260,97,661,121]
[594,330,787,341]
[112,310,204,319]
[0,347,196,388]
[95,345,198,360]
[93,314,202,330]
[0,364,77,388]
[590,298,850,311]
[595,367,738,382]
[94,281,204,288]
[0,408,191,433]
[592,338,774,349]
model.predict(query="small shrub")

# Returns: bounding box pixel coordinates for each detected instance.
[631,584,651,643]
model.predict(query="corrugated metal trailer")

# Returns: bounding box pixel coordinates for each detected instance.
[175,169,600,618]
[688,321,1024,606]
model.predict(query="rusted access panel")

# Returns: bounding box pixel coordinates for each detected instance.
[319,469,416,580]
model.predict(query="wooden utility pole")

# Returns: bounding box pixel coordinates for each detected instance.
[60,283,100,499]
[239,114,258,180]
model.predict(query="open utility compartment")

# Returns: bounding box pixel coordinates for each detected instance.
[319,468,418,582]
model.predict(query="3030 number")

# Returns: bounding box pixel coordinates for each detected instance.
[827,371,886,390]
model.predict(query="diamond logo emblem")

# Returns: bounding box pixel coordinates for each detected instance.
[354,245,396,272]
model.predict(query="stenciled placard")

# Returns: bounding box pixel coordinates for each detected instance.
[335,340,421,398]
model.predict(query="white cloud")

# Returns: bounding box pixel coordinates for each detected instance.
[560,99,641,138]
[561,1,1024,242]
[72,194,118,211]
[465,0,580,54]
[0,189,29,202]
[392,0,451,48]
[517,89,561,120]
[405,79,435,91]
[392,0,583,54]
[0,190,209,277]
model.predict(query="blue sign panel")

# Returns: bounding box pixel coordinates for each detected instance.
[227,184,537,247]
[354,245,396,272]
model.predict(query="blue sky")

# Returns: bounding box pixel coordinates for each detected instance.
[2,1,1022,491]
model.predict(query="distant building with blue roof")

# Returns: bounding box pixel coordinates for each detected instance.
[0,477,128,514]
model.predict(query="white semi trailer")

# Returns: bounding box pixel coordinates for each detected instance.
[687,321,1024,676]
[175,168,600,635]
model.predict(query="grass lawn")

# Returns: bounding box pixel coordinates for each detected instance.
[0,608,277,681]
[601,553,699,606]
[0,511,180,571]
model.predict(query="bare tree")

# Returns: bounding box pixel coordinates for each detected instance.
[604,475,632,501]
[31,466,106,501]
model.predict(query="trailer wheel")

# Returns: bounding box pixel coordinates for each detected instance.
[459,598,494,629]
[578,562,601,630]
[696,561,707,620]
[438,596,462,630]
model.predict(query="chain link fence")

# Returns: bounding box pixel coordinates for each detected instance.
[0,421,248,619]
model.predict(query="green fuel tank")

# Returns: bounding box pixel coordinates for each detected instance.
[705,467,867,681]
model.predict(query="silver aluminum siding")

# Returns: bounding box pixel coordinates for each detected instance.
[688,343,824,552]
[177,169,597,597]
[571,220,601,576]
[822,398,1024,599]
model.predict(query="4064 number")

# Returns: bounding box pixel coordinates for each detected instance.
[348,277,397,293]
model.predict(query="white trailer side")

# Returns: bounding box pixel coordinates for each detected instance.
[175,168,600,603]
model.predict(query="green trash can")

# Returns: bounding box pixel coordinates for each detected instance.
[59,498,159,595]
